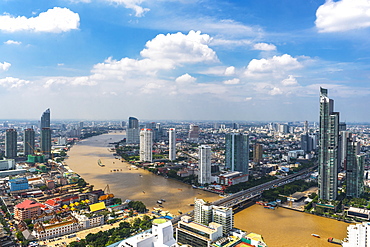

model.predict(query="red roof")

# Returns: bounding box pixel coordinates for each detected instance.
[15,200,42,209]
[45,199,60,207]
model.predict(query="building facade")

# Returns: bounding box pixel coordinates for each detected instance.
[319,88,339,200]
[198,145,211,185]
[5,129,17,158]
[346,138,364,198]
[24,128,35,156]
[140,128,153,162]
[225,133,249,174]
[342,222,370,247]
[14,199,42,221]
[188,124,200,142]
[253,143,263,164]
[127,117,140,144]
[168,128,176,161]
[41,109,51,158]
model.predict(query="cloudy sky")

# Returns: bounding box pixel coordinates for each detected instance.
[1,0,370,122]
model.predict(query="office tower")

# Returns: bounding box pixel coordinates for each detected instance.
[301,133,314,153]
[213,122,220,129]
[339,122,347,131]
[24,128,35,156]
[212,206,234,236]
[339,131,351,169]
[5,129,17,158]
[346,137,364,198]
[194,198,213,226]
[304,120,308,134]
[168,128,176,161]
[253,143,263,164]
[225,133,249,174]
[319,88,339,200]
[198,145,211,185]
[188,124,200,142]
[278,124,289,133]
[232,122,239,130]
[79,121,84,128]
[121,121,126,128]
[140,128,153,162]
[41,108,50,128]
[127,117,140,144]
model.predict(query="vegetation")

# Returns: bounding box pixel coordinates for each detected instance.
[128,201,147,213]
[261,180,317,202]
[225,175,277,193]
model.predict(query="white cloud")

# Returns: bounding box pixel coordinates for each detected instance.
[269,87,283,95]
[316,0,370,33]
[253,42,277,51]
[0,62,11,71]
[0,7,80,33]
[0,77,30,88]
[281,75,298,86]
[245,54,302,78]
[224,66,235,76]
[223,78,240,85]
[245,97,252,101]
[175,73,196,84]
[43,76,97,88]
[141,31,218,65]
[211,39,252,47]
[69,0,91,3]
[4,40,21,45]
[105,0,149,17]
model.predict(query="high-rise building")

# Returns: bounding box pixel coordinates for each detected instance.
[346,137,364,198]
[188,124,200,142]
[198,145,211,185]
[253,143,263,164]
[212,206,233,236]
[303,120,308,134]
[194,199,213,226]
[301,133,314,153]
[168,128,176,161]
[339,131,351,169]
[127,117,140,144]
[24,128,35,156]
[342,222,370,247]
[319,88,339,200]
[40,109,52,158]
[140,128,153,162]
[41,108,50,128]
[5,129,17,158]
[225,133,249,174]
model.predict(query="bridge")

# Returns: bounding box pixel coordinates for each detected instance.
[171,166,316,224]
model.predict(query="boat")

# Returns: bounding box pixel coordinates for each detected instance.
[161,199,166,202]
[311,234,320,238]
[157,200,162,204]
[142,191,145,194]
[189,204,194,206]
[98,159,105,167]
[178,210,182,214]
[327,237,342,245]
[192,185,197,189]
[264,206,275,210]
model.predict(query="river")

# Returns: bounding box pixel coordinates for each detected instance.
[65,132,350,246]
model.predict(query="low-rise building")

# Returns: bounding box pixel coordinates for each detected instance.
[73,213,104,229]
[14,199,42,221]
[32,215,81,240]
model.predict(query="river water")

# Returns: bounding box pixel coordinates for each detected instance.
[66,133,350,247]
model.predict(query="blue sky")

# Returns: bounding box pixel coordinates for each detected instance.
[0,0,370,122]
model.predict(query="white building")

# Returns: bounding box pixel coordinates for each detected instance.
[198,145,211,185]
[140,129,153,162]
[212,206,233,236]
[0,159,15,171]
[342,222,370,247]
[118,219,176,247]
[194,198,213,226]
[73,213,104,229]
[32,215,81,240]
[168,128,176,161]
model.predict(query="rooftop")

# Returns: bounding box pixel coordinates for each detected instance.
[16,200,42,210]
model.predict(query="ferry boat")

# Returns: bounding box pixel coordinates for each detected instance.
[311,234,320,238]
[98,159,105,167]
[327,237,342,245]
[157,200,162,204]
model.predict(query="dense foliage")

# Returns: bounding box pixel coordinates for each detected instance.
[128,201,147,213]
[225,176,277,193]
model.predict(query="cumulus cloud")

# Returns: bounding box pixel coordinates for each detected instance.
[0,77,30,88]
[105,0,149,17]
[43,76,97,88]
[4,40,21,45]
[281,75,298,86]
[224,66,235,76]
[0,7,80,33]
[0,62,11,71]
[175,73,196,84]
[269,87,283,95]
[316,0,370,32]
[141,31,218,65]
[245,54,302,78]
[253,42,277,51]
[223,78,240,85]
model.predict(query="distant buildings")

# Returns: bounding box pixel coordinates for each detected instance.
[318,88,339,200]
[24,128,35,156]
[140,128,153,162]
[253,143,263,164]
[225,133,249,174]
[41,109,52,158]
[188,124,200,142]
[127,117,140,144]
[5,129,17,158]
[168,128,176,161]
[198,145,211,185]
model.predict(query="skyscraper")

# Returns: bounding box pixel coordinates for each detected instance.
[198,145,211,185]
[24,128,35,156]
[319,88,339,200]
[41,109,52,158]
[5,129,17,158]
[168,128,176,161]
[346,137,364,198]
[140,128,153,162]
[225,133,249,174]
[253,143,263,164]
[194,198,213,226]
[127,117,140,144]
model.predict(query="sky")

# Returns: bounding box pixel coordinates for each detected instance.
[1,0,370,122]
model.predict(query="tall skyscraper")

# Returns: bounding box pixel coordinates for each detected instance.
[41,109,52,158]
[225,133,249,174]
[253,143,263,164]
[188,124,200,142]
[194,198,213,226]
[168,128,176,161]
[346,137,364,198]
[24,128,35,156]
[140,128,153,162]
[127,117,140,144]
[319,88,339,200]
[339,130,351,169]
[198,145,211,185]
[5,129,17,158]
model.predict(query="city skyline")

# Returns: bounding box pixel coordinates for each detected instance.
[1,1,370,121]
